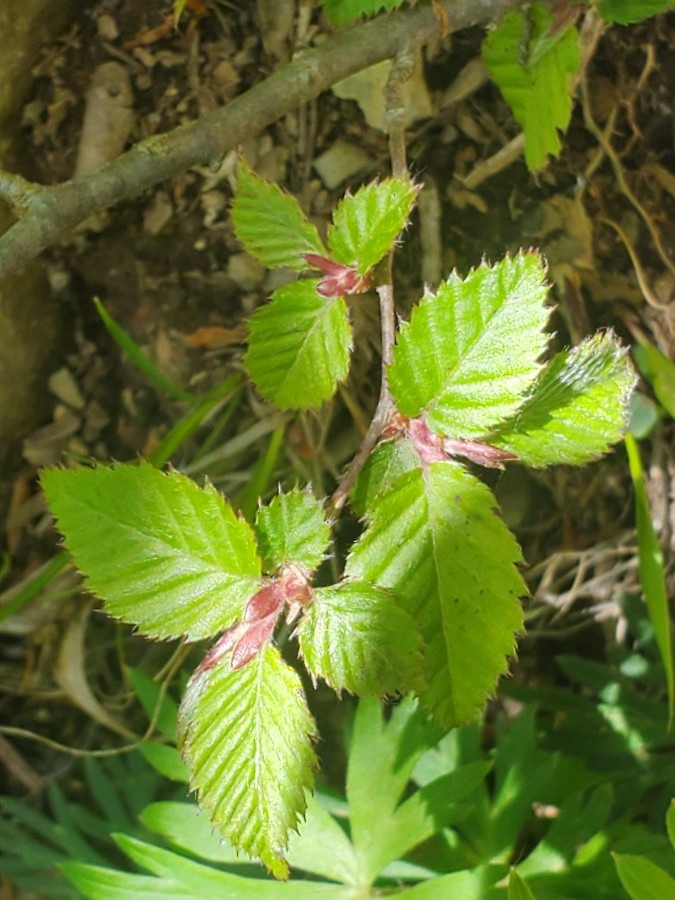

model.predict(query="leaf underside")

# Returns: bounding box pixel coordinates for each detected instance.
[388,252,551,438]
[245,280,352,410]
[179,644,317,879]
[346,461,525,727]
[492,332,636,466]
[41,463,261,641]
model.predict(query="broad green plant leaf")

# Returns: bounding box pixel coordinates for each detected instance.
[298,581,422,695]
[668,799,675,848]
[178,644,317,878]
[245,280,352,409]
[41,463,260,641]
[255,490,331,572]
[388,252,550,438]
[320,0,406,26]
[633,338,675,419]
[508,867,537,899]
[350,438,419,516]
[327,177,418,274]
[483,4,581,171]
[613,852,675,900]
[231,162,325,270]
[598,0,675,24]
[492,332,636,466]
[346,462,525,727]
[625,433,674,726]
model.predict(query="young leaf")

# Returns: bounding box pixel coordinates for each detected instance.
[320,0,406,27]
[350,438,420,517]
[298,581,422,696]
[231,162,326,270]
[327,177,418,274]
[346,462,525,727]
[483,4,581,171]
[179,644,317,879]
[255,491,331,572]
[613,852,675,900]
[388,253,551,438]
[245,280,352,410]
[41,463,261,641]
[598,0,675,24]
[491,332,636,466]
[508,868,537,900]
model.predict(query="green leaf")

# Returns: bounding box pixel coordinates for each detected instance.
[41,463,261,641]
[127,667,178,742]
[245,280,352,410]
[633,338,675,419]
[298,581,422,696]
[350,437,420,517]
[613,852,675,900]
[61,860,195,898]
[140,802,241,864]
[509,868,537,900]
[178,644,317,878]
[625,434,674,726]
[346,462,525,727]
[388,252,551,438]
[483,5,581,171]
[598,0,675,24]
[231,161,325,270]
[286,791,360,884]
[346,698,443,884]
[320,0,406,27]
[668,799,675,849]
[138,744,189,782]
[255,490,331,572]
[327,177,418,274]
[492,332,636,466]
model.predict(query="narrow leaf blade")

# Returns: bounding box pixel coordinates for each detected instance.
[179,644,317,878]
[255,491,331,572]
[327,177,418,274]
[346,462,525,727]
[388,252,551,438]
[299,581,422,696]
[613,852,675,900]
[625,433,674,726]
[245,281,352,410]
[320,0,405,26]
[599,1,675,24]
[231,162,325,270]
[41,463,261,641]
[492,332,636,466]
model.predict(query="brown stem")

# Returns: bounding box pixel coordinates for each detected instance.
[328,284,396,515]
[0,0,519,282]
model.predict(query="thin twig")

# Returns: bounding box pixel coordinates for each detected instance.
[329,285,396,515]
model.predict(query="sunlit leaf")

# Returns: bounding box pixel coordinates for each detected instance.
[346,462,525,727]
[508,868,537,899]
[483,5,581,171]
[255,491,331,572]
[350,439,420,517]
[327,177,418,274]
[231,162,325,270]
[179,644,317,878]
[245,280,352,410]
[492,332,636,466]
[388,252,551,438]
[299,581,422,695]
[599,0,675,24]
[41,463,260,641]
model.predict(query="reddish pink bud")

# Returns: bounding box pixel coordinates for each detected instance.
[244,580,287,622]
[302,253,370,298]
[443,438,518,468]
[231,615,278,670]
[405,416,447,464]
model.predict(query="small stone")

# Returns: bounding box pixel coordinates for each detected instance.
[48,368,85,410]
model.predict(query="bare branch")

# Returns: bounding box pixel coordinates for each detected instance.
[0,0,518,282]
